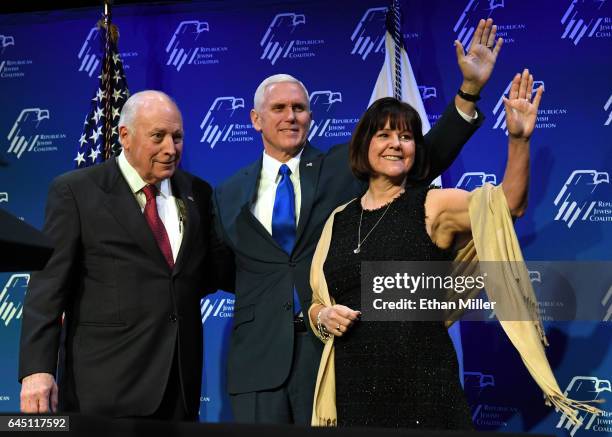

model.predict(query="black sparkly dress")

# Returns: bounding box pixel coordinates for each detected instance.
[323,186,473,429]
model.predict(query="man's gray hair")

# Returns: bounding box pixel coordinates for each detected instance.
[118,90,180,144]
[253,74,309,111]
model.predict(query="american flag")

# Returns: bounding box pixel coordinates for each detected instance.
[75,24,129,168]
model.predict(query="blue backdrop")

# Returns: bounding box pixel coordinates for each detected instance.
[0,1,610,435]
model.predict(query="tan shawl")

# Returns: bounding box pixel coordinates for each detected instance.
[309,184,602,426]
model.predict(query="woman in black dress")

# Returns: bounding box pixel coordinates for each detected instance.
[308,69,543,429]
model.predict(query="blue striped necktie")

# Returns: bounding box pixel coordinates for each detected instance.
[271,164,301,316]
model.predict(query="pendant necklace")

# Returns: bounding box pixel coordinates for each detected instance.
[353,201,393,254]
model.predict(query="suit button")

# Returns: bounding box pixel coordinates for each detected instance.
[283,302,292,311]
[169,314,178,323]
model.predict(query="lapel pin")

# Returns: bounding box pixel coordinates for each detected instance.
[188,196,194,202]
[306,162,313,167]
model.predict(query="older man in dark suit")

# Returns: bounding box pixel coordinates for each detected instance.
[19,90,224,420]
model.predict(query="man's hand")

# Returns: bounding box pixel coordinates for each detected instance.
[455,18,503,95]
[20,373,58,413]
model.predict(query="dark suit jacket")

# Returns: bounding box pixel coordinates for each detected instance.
[19,158,217,417]
[214,103,483,395]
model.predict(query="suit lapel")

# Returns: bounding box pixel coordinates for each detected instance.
[236,157,282,251]
[295,144,323,246]
[98,159,170,271]
[171,170,199,277]
[240,157,262,210]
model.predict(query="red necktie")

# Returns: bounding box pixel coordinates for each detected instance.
[142,184,174,269]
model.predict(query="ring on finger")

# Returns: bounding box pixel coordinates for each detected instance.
[336,324,341,331]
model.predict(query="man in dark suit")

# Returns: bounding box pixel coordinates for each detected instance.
[214,18,503,424]
[19,90,220,420]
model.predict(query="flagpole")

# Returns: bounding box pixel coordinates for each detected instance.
[390,0,402,100]
[102,0,113,160]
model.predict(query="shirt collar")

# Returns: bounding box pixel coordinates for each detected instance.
[261,148,303,182]
[117,151,171,198]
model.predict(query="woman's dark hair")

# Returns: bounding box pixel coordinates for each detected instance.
[349,97,429,183]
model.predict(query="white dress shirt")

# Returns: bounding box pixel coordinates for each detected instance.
[456,106,478,122]
[117,152,183,261]
[251,149,303,234]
